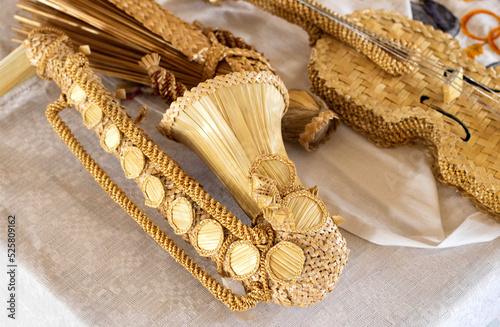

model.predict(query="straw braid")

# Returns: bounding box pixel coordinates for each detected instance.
[35,32,70,81]
[139,53,188,106]
[44,95,268,311]
[193,21,255,51]
[211,28,255,50]
[243,0,415,75]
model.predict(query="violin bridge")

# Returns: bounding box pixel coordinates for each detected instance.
[443,67,463,104]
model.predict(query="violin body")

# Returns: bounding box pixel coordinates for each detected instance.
[308,9,500,219]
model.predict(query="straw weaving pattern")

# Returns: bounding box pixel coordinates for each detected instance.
[308,9,500,218]
[107,0,211,62]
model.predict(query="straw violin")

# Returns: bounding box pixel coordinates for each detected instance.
[238,0,500,219]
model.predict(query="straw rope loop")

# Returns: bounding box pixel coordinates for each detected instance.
[43,80,267,313]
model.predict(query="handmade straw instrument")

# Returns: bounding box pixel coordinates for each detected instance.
[232,0,500,219]
[5,2,349,310]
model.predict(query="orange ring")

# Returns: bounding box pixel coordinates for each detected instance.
[461,9,500,41]
[487,26,500,55]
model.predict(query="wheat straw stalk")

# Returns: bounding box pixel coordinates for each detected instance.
[0,44,35,98]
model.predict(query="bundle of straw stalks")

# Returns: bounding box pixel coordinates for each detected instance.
[13,0,232,87]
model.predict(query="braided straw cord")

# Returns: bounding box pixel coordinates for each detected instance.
[44,95,268,311]
[26,27,273,310]
[139,53,188,106]
[243,0,415,75]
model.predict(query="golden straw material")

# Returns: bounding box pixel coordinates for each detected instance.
[225,240,261,280]
[243,0,416,76]
[106,0,211,62]
[265,241,305,285]
[14,0,228,88]
[0,44,35,98]
[100,124,122,152]
[11,0,339,151]
[82,103,103,128]
[158,64,348,305]
[25,27,271,311]
[308,9,500,219]
[23,28,348,310]
[141,175,166,208]
[266,217,348,307]
[282,190,328,232]
[167,197,194,234]
[68,84,87,104]
[120,146,145,179]
[192,219,225,256]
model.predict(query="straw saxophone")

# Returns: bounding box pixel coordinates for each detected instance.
[21,27,348,310]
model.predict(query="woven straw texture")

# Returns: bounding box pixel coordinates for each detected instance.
[308,9,500,219]
[158,70,348,306]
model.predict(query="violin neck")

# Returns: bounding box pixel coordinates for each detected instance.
[244,0,414,76]
[243,0,345,38]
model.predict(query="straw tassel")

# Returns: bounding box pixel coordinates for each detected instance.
[139,53,188,105]
[282,90,339,151]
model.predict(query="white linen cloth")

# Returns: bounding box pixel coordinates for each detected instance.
[0,0,499,326]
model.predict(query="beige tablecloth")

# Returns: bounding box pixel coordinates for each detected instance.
[0,0,499,326]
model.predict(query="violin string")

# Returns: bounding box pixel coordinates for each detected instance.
[352,30,500,117]
[296,0,500,116]
[311,0,500,104]
[357,29,500,117]
[361,30,500,106]
[343,25,500,116]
